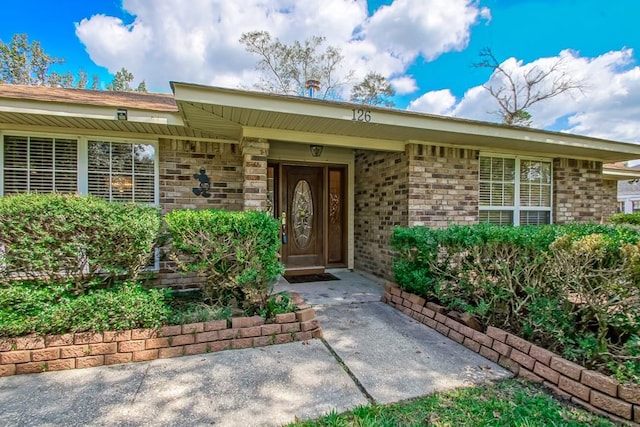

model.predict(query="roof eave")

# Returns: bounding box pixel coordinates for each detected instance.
[171,82,640,162]
[603,167,640,181]
[0,97,184,126]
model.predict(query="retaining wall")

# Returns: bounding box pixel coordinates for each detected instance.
[382,282,640,425]
[0,307,321,377]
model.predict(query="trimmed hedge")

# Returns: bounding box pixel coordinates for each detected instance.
[165,209,283,312]
[0,281,170,337]
[392,223,640,382]
[0,193,160,291]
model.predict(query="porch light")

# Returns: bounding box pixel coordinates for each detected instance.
[310,144,323,157]
[116,109,128,121]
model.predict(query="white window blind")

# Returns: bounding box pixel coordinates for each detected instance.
[3,135,77,194]
[479,155,552,226]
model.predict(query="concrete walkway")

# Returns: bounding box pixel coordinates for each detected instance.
[0,270,510,427]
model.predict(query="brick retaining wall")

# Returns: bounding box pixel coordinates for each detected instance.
[382,283,640,425]
[0,306,321,377]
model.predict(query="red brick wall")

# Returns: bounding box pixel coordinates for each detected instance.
[553,159,615,223]
[0,309,321,377]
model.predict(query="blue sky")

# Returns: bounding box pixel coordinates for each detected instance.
[1,0,639,142]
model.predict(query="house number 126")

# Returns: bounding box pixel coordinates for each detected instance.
[351,108,372,122]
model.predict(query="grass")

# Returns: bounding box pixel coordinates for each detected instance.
[286,378,616,427]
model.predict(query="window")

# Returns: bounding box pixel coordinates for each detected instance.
[1,133,157,205]
[88,141,156,203]
[479,155,552,225]
[632,201,640,213]
[3,135,77,194]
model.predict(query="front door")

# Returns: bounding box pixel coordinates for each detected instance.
[281,165,324,273]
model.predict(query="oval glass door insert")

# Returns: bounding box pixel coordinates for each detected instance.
[292,179,313,249]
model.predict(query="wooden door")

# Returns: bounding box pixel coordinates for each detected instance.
[281,165,324,271]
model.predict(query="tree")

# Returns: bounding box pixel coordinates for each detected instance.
[240,31,353,99]
[350,72,395,107]
[0,34,64,86]
[1,34,143,92]
[474,47,584,126]
[106,67,147,92]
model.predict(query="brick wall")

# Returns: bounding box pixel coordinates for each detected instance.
[159,138,243,212]
[157,138,243,289]
[354,149,409,279]
[0,306,321,377]
[240,138,269,211]
[407,144,479,227]
[553,159,614,223]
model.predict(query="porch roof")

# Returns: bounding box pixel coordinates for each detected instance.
[171,82,640,163]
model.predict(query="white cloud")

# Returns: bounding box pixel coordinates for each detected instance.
[390,76,417,95]
[406,48,640,143]
[75,0,488,93]
[407,89,456,115]
[364,0,490,62]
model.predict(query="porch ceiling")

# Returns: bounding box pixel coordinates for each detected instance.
[172,82,640,162]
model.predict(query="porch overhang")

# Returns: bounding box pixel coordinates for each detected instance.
[171,82,640,162]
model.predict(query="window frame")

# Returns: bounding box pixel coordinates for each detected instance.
[1,130,159,205]
[479,152,553,226]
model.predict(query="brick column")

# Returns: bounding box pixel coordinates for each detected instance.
[406,144,479,227]
[240,138,269,211]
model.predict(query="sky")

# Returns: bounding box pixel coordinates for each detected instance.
[1,0,639,144]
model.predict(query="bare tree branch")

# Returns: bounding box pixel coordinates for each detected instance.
[474,47,585,126]
[241,30,390,103]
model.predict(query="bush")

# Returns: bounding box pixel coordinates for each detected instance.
[0,193,160,292]
[391,223,640,382]
[0,281,171,337]
[610,212,640,225]
[165,209,284,312]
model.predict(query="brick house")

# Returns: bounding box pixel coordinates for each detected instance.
[1,83,639,284]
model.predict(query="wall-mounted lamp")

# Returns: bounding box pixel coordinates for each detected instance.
[310,144,323,157]
[116,109,128,121]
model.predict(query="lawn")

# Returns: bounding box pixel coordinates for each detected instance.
[287,378,616,427]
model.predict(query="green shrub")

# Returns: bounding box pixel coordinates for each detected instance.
[0,281,170,337]
[165,209,284,312]
[610,212,640,225]
[0,193,160,291]
[391,223,640,381]
[262,292,297,320]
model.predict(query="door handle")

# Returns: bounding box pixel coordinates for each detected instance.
[281,212,288,244]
